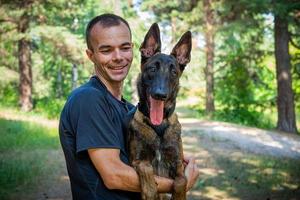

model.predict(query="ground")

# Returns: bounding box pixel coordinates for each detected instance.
[1,108,300,200]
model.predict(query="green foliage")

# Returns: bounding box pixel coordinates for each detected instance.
[0,82,18,107]
[35,98,66,119]
[193,106,274,129]
[141,0,196,41]
[31,25,90,100]
[0,67,19,107]
[214,108,274,129]
[212,10,276,122]
[0,0,298,131]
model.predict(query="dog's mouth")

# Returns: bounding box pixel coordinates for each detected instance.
[149,96,164,126]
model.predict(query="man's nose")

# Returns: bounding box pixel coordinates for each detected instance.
[112,49,122,61]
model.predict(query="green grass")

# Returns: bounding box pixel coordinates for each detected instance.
[187,101,300,132]
[0,117,60,198]
[0,119,59,150]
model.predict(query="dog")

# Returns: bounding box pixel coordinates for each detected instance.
[128,23,192,200]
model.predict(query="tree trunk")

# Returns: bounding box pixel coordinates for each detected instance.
[113,0,121,15]
[171,16,177,45]
[274,15,298,134]
[57,65,63,98]
[203,0,215,115]
[18,13,33,111]
[72,63,78,90]
[130,76,138,105]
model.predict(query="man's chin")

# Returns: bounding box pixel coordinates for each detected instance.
[109,70,129,81]
[109,74,128,83]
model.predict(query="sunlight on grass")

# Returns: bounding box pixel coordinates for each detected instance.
[199,168,225,177]
[240,157,260,166]
[204,186,239,200]
[0,119,59,150]
[0,106,59,128]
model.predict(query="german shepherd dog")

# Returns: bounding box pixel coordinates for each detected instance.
[128,23,192,200]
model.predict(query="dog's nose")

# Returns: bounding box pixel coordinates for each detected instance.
[152,88,168,100]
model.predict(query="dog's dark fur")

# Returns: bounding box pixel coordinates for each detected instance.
[128,23,192,200]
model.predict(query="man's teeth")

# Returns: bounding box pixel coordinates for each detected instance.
[109,65,125,69]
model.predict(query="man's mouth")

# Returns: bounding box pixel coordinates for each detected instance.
[108,64,127,70]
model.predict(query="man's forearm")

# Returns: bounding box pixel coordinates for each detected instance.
[154,175,174,193]
[112,162,173,193]
[88,148,174,193]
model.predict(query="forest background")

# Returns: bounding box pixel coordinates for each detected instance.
[1,0,299,134]
[1,0,300,199]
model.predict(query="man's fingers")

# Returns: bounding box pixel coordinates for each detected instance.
[183,155,192,163]
[186,162,200,191]
[189,157,195,166]
[183,156,200,191]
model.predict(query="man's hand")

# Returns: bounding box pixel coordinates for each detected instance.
[183,156,199,191]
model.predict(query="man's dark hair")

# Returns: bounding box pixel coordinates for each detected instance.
[85,13,132,51]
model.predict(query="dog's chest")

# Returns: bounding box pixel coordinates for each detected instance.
[129,110,181,178]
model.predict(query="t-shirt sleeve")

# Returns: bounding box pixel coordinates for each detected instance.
[74,91,121,154]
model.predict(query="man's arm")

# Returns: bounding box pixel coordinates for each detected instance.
[88,148,174,193]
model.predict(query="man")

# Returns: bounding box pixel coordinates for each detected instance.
[59,13,199,200]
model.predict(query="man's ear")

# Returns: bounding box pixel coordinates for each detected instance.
[86,49,94,62]
[171,31,192,71]
[139,23,161,67]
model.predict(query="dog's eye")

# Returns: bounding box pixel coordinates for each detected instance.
[149,67,156,73]
[171,68,177,77]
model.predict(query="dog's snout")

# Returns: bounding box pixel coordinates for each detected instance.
[152,88,168,100]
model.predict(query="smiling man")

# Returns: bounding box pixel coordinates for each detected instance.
[59,13,199,200]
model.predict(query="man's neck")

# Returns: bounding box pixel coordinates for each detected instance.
[97,75,123,100]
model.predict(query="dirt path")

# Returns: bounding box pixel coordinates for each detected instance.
[180,119,300,200]
[180,118,300,159]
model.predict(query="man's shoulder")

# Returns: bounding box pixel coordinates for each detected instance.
[60,82,108,120]
[69,82,106,103]
[60,82,107,117]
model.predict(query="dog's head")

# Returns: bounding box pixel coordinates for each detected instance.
[137,23,192,126]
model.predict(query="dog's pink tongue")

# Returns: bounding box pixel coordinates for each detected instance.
[150,96,164,125]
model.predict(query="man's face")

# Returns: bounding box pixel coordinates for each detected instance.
[86,22,133,84]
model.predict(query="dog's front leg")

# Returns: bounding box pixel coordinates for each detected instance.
[164,115,187,200]
[133,160,159,200]
[129,118,159,200]
[171,137,187,200]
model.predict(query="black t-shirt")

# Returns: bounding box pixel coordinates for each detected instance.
[59,76,140,200]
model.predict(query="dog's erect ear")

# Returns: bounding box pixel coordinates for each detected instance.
[140,23,161,66]
[171,31,192,71]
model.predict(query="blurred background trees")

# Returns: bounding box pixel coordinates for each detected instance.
[0,0,299,134]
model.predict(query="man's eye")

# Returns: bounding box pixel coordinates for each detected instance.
[121,46,132,51]
[99,49,111,54]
